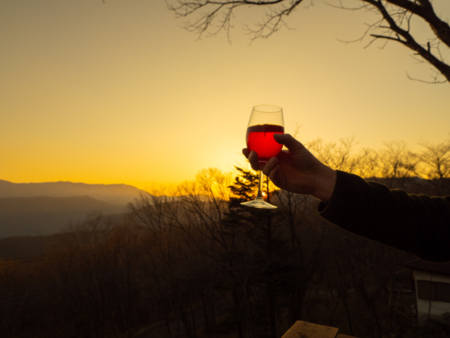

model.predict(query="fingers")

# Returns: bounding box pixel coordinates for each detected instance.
[264,157,283,190]
[242,148,261,170]
[273,133,302,150]
[243,149,283,190]
[263,157,278,177]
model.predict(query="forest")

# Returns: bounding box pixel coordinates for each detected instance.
[1,137,450,338]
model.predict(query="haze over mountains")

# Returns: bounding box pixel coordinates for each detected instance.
[0,180,146,205]
[0,180,148,238]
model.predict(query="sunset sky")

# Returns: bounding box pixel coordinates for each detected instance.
[1,0,449,190]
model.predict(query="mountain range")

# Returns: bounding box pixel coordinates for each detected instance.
[0,180,146,205]
[0,180,148,238]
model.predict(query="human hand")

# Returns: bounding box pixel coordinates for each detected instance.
[242,134,337,201]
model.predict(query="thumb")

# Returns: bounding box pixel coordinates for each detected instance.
[273,134,302,150]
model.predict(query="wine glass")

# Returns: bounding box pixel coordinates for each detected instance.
[241,104,284,209]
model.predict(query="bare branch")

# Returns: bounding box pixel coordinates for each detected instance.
[406,71,447,84]
[167,0,450,82]
[361,0,450,82]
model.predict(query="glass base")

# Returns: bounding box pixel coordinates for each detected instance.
[241,198,277,209]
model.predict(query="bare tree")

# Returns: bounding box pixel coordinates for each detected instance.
[307,137,359,173]
[418,138,450,180]
[353,147,380,179]
[378,140,419,180]
[168,0,450,83]
[416,138,450,195]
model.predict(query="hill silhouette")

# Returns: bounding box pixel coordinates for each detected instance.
[0,233,59,259]
[0,196,126,238]
[0,180,150,238]
[0,180,146,205]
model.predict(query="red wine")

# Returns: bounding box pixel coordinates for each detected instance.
[246,124,284,163]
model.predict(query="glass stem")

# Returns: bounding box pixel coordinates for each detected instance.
[256,170,264,200]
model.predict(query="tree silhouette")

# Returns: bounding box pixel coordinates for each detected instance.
[168,0,450,83]
[5,137,450,337]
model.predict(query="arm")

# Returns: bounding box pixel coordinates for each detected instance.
[319,171,450,262]
[244,134,450,262]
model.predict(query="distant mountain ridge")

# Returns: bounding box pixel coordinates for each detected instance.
[0,180,149,238]
[0,196,124,238]
[0,196,116,216]
[0,180,147,205]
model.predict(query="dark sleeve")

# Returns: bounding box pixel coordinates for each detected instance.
[318,171,450,262]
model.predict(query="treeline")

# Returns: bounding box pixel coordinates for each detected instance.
[1,138,450,338]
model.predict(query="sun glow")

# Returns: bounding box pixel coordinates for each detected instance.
[1,1,449,189]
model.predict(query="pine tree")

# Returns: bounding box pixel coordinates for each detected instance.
[223,166,296,338]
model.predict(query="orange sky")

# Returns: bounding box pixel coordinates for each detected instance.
[1,0,449,190]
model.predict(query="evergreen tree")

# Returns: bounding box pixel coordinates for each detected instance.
[224,166,297,338]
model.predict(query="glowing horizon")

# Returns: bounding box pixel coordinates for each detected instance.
[1,0,449,190]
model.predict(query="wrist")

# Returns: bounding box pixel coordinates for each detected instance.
[313,166,337,202]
